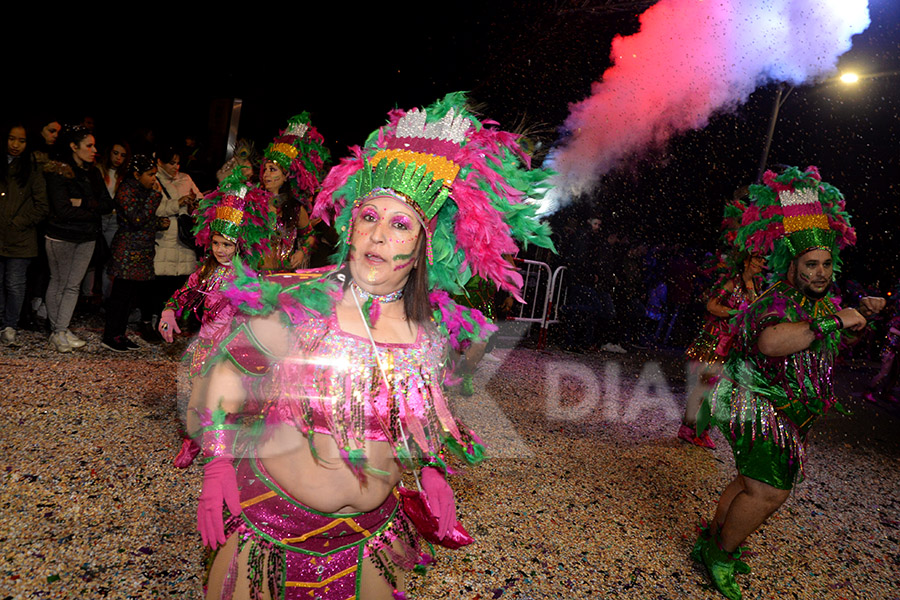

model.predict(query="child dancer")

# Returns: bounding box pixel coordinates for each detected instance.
[158,169,272,467]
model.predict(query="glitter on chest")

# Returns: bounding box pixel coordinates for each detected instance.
[266,317,453,462]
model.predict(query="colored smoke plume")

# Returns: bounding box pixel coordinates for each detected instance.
[545,0,870,205]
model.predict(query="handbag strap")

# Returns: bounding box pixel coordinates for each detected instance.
[156,176,172,200]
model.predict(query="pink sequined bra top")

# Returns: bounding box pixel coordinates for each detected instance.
[221,312,462,466]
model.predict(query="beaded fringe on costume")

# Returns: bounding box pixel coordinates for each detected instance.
[711,379,806,478]
[212,458,424,600]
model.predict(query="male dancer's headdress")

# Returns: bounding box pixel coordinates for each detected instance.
[727,166,855,276]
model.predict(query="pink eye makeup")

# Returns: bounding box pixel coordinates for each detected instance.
[391,215,413,230]
[360,206,380,221]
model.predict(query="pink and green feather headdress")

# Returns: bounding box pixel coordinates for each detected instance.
[263,112,330,199]
[193,168,275,268]
[728,166,855,277]
[312,92,555,300]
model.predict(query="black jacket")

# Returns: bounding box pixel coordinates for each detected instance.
[44,162,113,243]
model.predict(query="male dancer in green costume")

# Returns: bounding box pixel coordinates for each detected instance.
[693,167,885,599]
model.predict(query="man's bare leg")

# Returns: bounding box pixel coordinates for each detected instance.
[716,475,790,552]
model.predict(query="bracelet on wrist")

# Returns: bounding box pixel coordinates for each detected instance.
[198,426,239,459]
[809,314,842,336]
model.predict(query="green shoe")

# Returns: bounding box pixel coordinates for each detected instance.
[691,533,707,563]
[690,521,711,563]
[461,373,475,396]
[701,538,744,600]
[733,547,751,575]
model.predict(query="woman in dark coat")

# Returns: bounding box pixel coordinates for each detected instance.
[101,155,164,352]
[43,125,113,352]
[1,121,49,346]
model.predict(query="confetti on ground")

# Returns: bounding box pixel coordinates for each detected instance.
[2,314,898,599]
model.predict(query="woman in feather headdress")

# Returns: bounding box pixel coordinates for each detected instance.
[191,94,554,600]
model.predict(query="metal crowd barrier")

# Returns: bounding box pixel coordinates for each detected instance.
[509,259,568,349]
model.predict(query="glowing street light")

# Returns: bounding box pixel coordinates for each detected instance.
[756,69,887,181]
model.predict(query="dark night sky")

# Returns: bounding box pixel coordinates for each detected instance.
[9,0,900,287]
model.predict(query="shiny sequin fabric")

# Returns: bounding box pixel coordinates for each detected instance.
[165,264,237,377]
[263,312,461,468]
[685,275,758,364]
[709,281,842,488]
[220,457,421,599]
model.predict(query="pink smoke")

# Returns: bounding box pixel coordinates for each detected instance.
[548,0,870,199]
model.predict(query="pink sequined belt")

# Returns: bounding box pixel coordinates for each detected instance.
[223,457,407,600]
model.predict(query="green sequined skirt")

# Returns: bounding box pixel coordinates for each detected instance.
[711,379,811,490]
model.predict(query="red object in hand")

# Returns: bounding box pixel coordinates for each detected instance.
[399,467,474,549]
[173,437,201,468]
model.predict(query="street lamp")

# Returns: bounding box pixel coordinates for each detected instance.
[756,72,869,182]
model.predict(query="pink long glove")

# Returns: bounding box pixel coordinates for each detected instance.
[158,309,181,343]
[421,466,456,540]
[197,457,242,549]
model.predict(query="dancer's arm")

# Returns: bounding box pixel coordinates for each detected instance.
[757,308,867,357]
[706,279,736,318]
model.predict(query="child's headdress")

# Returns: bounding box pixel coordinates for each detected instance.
[194,168,275,267]
[312,92,555,299]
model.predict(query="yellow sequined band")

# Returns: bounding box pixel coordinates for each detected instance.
[215,205,245,226]
[783,213,829,233]
[271,143,299,160]
[370,149,460,186]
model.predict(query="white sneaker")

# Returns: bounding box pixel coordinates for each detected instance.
[65,330,87,349]
[1,326,17,345]
[601,343,628,354]
[49,331,72,353]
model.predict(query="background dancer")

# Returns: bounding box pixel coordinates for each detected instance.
[159,169,273,467]
[692,166,885,600]
[864,279,900,404]
[680,244,765,448]
[258,113,329,271]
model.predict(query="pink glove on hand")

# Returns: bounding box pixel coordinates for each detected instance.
[158,310,181,343]
[421,466,457,540]
[197,457,242,549]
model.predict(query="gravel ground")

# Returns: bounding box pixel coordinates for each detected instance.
[2,315,898,599]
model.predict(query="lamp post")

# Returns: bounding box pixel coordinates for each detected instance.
[755,71,869,182]
[756,82,795,182]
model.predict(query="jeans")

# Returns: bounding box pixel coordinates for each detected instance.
[45,238,95,333]
[0,257,31,329]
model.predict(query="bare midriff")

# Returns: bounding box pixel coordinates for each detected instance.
[256,425,403,514]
